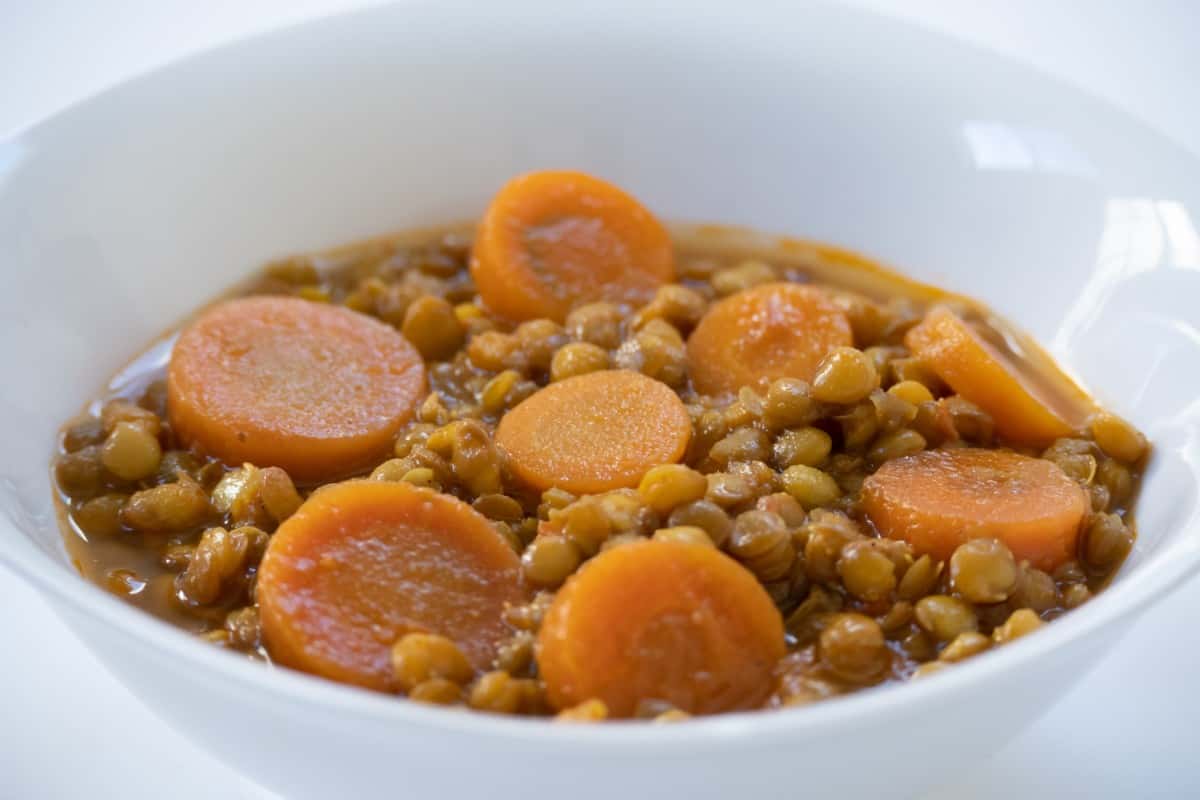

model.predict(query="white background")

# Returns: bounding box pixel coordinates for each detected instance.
[2,1,1198,797]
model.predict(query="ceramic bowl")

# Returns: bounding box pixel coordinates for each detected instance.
[1,2,1198,797]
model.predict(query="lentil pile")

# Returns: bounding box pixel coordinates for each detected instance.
[53,170,1146,721]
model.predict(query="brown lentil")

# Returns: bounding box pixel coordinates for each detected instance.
[55,446,104,499]
[555,698,609,722]
[635,284,707,332]
[515,319,569,372]
[1010,566,1060,614]
[730,510,795,582]
[811,347,879,404]
[866,428,926,464]
[521,537,582,588]
[408,678,463,705]
[711,260,776,295]
[837,541,897,603]
[1082,512,1134,573]
[401,295,465,361]
[225,606,262,650]
[782,465,842,509]
[667,499,733,548]
[494,630,536,675]
[992,608,1043,644]
[257,467,303,522]
[773,427,832,469]
[652,526,715,547]
[938,631,990,663]
[819,613,888,684]
[177,526,266,606]
[392,633,475,691]
[949,538,1017,604]
[1096,459,1133,507]
[121,476,212,532]
[763,378,816,430]
[887,380,934,406]
[550,342,609,382]
[614,323,687,387]
[803,510,862,584]
[637,464,708,514]
[914,595,978,642]
[62,415,106,452]
[564,302,622,350]
[468,671,533,714]
[1062,583,1091,609]
[73,494,126,538]
[911,661,950,679]
[100,399,162,437]
[1089,412,1147,464]
[105,436,167,492]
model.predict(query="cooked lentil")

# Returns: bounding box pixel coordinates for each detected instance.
[52,211,1146,719]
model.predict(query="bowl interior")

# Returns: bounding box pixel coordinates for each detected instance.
[1,0,1198,720]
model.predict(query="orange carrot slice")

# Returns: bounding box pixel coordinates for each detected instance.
[168,296,425,482]
[905,306,1088,446]
[686,282,852,397]
[495,370,691,494]
[862,448,1088,571]
[537,539,785,716]
[257,479,525,691]
[470,170,675,322]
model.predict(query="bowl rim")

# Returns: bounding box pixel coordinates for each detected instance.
[5,498,1198,751]
[3,0,1200,753]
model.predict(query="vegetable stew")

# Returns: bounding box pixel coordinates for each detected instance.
[52,170,1146,720]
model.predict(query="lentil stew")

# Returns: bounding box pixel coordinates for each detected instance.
[52,170,1146,721]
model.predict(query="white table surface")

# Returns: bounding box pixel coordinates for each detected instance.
[2,2,1198,798]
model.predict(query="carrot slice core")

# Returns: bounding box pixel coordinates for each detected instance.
[537,539,785,716]
[470,170,675,322]
[168,296,425,481]
[495,370,691,494]
[686,282,852,396]
[258,480,525,691]
[862,448,1087,571]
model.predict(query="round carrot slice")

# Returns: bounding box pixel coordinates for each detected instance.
[905,306,1089,446]
[257,479,525,691]
[686,282,853,397]
[538,539,785,717]
[168,296,425,482]
[862,448,1088,571]
[470,170,675,322]
[494,370,691,494]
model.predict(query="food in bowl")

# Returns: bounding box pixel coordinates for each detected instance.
[51,170,1146,720]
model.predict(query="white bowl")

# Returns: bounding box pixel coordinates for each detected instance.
[2,1,1198,797]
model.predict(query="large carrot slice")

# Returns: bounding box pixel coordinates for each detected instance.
[495,370,691,494]
[862,448,1087,571]
[686,282,852,397]
[257,480,525,691]
[470,171,675,322]
[537,539,785,716]
[168,296,425,482]
[905,306,1089,446]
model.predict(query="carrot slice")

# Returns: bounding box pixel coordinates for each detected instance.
[862,448,1088,571]
[495,370,691,494]
[537,539,785,716]
[257,479,525,691]
[686,282,853,396]
[168,296,425,482]
[905,306,1088,446]
[470,170,675,322]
